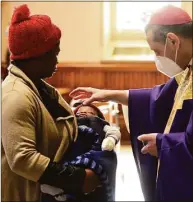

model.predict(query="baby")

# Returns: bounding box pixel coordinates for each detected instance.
[74,104,121,151]
[41,104,120,202]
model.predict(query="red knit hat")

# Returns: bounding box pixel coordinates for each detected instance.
[74,104,105,120]
[8,4,61,60]
[148,5,192,25]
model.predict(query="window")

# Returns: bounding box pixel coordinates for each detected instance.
[115,2,181,34]
[103,1,183,61]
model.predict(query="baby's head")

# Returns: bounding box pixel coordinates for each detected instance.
[74,104,105,120]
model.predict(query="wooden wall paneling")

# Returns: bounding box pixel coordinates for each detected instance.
[78,70,104,88]
[45,63,169,90]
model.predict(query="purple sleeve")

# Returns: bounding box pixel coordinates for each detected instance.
[129,78,178,135]
[156,112,193,157]
[129,88,153,134]
[155,112,193,201]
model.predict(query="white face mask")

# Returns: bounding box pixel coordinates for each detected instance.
[154,38,184,78]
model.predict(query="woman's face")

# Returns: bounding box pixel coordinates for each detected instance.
[39,42,60,78]
[76,106,98,118]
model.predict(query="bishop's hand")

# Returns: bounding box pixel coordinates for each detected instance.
[138,133,158,157]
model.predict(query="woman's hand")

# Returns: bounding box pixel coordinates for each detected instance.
[69,87,108,105]
[83,169,100,193]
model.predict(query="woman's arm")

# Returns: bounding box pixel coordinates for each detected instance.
[2,91,50,182]
[39,161,100,194]
[2,91,99,194]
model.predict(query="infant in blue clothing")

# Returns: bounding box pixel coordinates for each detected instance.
[41,104,120,202]
[74,104,120,151]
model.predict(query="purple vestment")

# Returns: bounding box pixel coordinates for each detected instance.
[129,77,193,201]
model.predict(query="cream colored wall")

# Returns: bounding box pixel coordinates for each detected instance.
[2,2,12,63]
[1,1,192,63]
[182,1,192,18]
[1,2,103,62]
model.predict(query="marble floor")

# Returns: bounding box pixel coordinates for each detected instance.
[115,144,144,201]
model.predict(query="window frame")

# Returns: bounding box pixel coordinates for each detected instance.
[102,1,191,61]
[110,2,147,42]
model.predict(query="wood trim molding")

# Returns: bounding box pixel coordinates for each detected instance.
[57,61,157,72]
[2,61,168,90]
[2,61,156,71]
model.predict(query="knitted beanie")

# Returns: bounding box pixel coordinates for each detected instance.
[8,4,61,60]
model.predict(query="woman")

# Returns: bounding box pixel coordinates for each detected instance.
[2,4,99,201]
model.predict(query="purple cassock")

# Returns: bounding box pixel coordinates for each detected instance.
[128,76,193,201]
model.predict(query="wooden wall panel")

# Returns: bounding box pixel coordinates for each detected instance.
[45,62,169,90]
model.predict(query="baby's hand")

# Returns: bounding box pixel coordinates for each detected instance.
[101,137,116,151]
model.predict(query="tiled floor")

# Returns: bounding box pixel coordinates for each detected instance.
[115,144,144,201]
